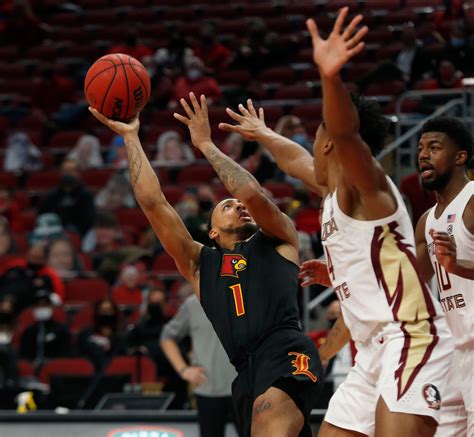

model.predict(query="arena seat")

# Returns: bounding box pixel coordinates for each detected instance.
[162,185,185,206]
[69,305,94,335]
[105,355,157,383]
[364,80,406,97]
[273,84,314,100]
[25,170,61,190]
[0,172,17,188]
[152,252,179,275]
[38,358,95,384]
[325,0,359,12]
[259,67,296,85]
[49,131,85,149]
[18,359,35,378]
[291,103,323,121]
[263,182,295,200]
[116,208,150,232]
[82,168,115,189]
[64,278,109,304]
[176,164,216,185]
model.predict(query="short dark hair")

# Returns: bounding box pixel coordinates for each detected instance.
[352,94,390,157]
[206,203,218,247]
[421,116,473,165]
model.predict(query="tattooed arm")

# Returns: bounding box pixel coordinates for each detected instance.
[174,93,298,249]
[88,108,202,289]
[318,314,351,366]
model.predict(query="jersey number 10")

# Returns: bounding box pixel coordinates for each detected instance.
[434,261,452,292]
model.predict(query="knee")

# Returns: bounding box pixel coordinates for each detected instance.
[251,399,303,437]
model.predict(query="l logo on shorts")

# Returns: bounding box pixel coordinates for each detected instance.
[422,384,441,410]
[288,352,318,382]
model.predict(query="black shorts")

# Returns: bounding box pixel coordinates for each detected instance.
[231,328,324,437]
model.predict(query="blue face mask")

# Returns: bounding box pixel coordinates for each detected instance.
[291,133,308,146]
[450,37,465,48]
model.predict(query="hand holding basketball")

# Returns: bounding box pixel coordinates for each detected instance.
[88,107,139,139]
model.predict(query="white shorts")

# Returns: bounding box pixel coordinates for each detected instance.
[324,318,453,436]
[435,346,474,437]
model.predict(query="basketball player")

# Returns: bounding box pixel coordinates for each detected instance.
[89,92,323,436]
[220,8,453,436]
[415,116,473,437]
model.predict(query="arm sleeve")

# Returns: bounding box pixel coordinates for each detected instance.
[160,299,191,343]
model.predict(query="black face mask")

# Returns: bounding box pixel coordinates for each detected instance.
[147,304,164,320]
[60,174,79,191]
[96,314,117,327]
[0,312,13,325]
[27,262,44,272]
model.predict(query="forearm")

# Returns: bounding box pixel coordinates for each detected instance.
[200,141,262,201]
[452,260,474,280]
[124,133,164,209]
[321,73,359,142]
[318,315,351,362]
[160,338,188,375]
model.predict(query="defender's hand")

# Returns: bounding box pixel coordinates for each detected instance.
[306,7,368,78]
[219,99,269,141]
[89,107,140,138]
[431,230,457,274]
[174,92,212,150]
[299,259,331,287]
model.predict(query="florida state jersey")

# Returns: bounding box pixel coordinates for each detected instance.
[321,178,443,343]
[425,181,474,349]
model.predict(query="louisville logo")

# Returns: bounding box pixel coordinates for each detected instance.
[220,254,247,278]
[422,384,441,410]
[288,352,318,382]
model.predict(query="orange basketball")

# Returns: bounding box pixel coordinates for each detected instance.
[84,53,151,122]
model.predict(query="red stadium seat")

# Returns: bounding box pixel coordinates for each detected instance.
[38,358,94,384]
[259,67,296,85]
[18,359,35,378]
[364,80,406,97]
[69,305,94,335]
[152,252,179,275]
[263,182,295,200]
[82,168,115,189]
[0,172,17,188]
[49,131,85,149]
[325,0,359,11]
[64,278,109,304]
[26,170,61,190]
[20,210,37,231]
[366,0,400,10]
[105,356,157,383]
[176,164,216,185]
[291,103,323,122]
[162,185,185,206]
[273,84,313,100]
[116,208,150,232]
[216,70,251,86]
[25,46,57,61]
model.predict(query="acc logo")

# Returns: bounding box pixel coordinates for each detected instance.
[220,254,247,278]
[422,384,441,410]
[107,426,183,437]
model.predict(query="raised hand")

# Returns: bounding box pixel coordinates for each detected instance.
[173,92,212,150]
[219,99,269,141]
[306,7,368,78]
[89,107,140,138]
[430,230,458,274]
[299,259,332,287]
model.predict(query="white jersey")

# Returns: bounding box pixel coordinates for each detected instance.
[321,177,443,343]
[425,181,474,349]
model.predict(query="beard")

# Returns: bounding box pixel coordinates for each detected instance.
[420,169,452,191]
[222,222,258,240]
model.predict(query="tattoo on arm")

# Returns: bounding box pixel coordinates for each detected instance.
[125,139,143,189]
[255,400,272,414]
[205,147,257,195]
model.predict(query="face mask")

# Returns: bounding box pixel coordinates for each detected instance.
[28,262,44,272]
[0,312,13,325]
[147,304,164,320]
[450,37,464,48]
[33,307,53,322]
[291,134,308,146]
[60,174,79,191]
[97,314,117,327]
[187,68,202,81]
[0,332,12,344]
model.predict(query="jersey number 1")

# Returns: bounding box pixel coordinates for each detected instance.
[229,284,245,316]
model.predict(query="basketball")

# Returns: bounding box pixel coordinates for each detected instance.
[84,53,151,122]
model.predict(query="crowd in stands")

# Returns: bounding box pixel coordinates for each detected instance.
[0,0,473,411]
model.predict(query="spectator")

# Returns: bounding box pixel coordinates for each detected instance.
[154,130,195,166]
[221,132,244,161]
[108,30,153,62]
[29,213,65,246]
[77,298,126,370]
[4,132,42,172]
[160,294,239,436]
[0,242,65,311]
[0,218,16,259]
[39,158,96,236]
[81,211,122,255]
[192,23,232,73]
[417,59,464,90]
[66,134,103,170]
[434,0,466,43]
[46,237,82,280]
[183,185,216,245]
[0,298,19,390]
[274,115,312,152]
[19,289,70,367]
[112,264,145,306]
[95,172,135,211]
[0,187,23,232]
[106,135,126,167]
[238,140,275,183]
[153,32,193,78]
[171,57,222,107]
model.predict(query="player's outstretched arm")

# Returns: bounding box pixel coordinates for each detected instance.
[174,93,298,248]
[318,314,351,367]
[415,211,435,283]
[219,99,324,196]
[307,8,384,196]
[89,108,202,286]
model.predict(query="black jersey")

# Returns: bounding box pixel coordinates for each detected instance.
[199,230,301,366]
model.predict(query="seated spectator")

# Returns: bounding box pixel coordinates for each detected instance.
[192,23,232,73]
[153,32,193,79]
[77,298,126,370]
[221,132,244,161]
[81,211,123,255]
[112,264,145,306]
[417,59,464,90]
[238,140,275,183]
[19,289,70,368]
[434,0,466,43]
[171,56,222,107]
[95,172,135,211]
[46,237,82,280]
[66,134,103,170]
[29,213,65,246]
[153,130,195,166]
[4,132,42,172]
[106,135,127,167]
[108,30,153,62]
[0,297,19,400]
[0,242,64,311]
[0,218,16,260]
[39,158,96,236]
[0,187,23,232]
[275,115,312,151]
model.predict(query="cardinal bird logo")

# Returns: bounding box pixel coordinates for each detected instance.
[220,254,248,278]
